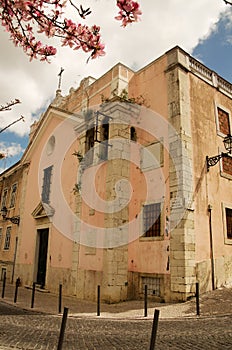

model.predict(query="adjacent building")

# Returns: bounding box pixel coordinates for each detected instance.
[0,161,26,282]
[0,46,232,302]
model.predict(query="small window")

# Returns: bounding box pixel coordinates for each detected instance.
[41,166,53,204]
[100,118,109,161]
[143,203,161,237]
[217,107,231,136]
[1,189,8,208]
[9,183,17,208]
[4,227,11,250]
[226,208,232,240]
[130,127,137,141]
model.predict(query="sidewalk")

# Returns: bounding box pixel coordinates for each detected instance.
[1,281,232,320]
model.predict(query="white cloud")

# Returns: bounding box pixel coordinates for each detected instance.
[0,141,25,172]
[0,0,227,138]
[0,142,24,158]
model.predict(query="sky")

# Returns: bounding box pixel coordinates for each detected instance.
[0,0,231,172]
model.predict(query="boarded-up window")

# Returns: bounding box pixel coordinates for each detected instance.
[226,208,232,239]
[141,141,163,170]
[217,107,230,135]
[222,156,232,176]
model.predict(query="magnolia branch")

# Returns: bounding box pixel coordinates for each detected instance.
[0,0,142,61]
[0,115,25,134]
[0,99,20,112]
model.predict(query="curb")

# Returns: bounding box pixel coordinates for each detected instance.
[1,298,232,322]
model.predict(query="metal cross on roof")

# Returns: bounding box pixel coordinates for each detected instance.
[58,67,64,90]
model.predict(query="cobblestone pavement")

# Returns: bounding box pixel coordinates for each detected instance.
[1,282,232,349]
[0,301,232,349]
[2,282,232,318]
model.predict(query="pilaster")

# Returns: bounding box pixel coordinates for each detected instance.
[166,47,196,300]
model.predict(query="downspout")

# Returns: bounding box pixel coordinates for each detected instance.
[11,236,18,283]
[208,205,215,290]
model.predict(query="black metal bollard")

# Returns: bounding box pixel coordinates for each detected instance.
[14,278,20,303]
[58,284,62,314]
[97,285,100,316]
[144,285,148,317]
[57,307,69,350]
[31,282,36,308]
[196,282,200,316]
[149,309,160,350]
[1,272,6,299]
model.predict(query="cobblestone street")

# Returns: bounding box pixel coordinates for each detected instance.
[0,301,232,349]
[1,283,232,349]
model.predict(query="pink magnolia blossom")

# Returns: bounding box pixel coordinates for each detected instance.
[115,0,142,27]
[0,0,141,61]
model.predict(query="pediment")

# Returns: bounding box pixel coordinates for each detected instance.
[32,202,55,219]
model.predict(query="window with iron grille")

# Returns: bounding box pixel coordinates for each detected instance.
[226,208,232,239]
[41,166,53,204]
[142,276,161,296]
[4,227,11,250]
[9,183,17,208]
[143,203,161,237]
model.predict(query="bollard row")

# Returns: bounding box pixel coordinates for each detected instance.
[0,281,167,349]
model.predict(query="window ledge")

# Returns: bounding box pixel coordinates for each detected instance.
[220,171,232,180]
[224,238,232,245]
[139,236,164,242]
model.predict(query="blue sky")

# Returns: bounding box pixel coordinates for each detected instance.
[0,131,28,170]
[0,1,230,172]
[193,10,232,82]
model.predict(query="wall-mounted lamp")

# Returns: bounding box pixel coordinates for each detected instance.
[206,134,232,171]
[1,206,20,225]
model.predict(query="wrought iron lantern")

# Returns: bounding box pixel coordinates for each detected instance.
[1,206,20,225]
[206,134,232,171]
[223,134,232,153]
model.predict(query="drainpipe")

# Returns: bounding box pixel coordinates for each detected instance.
[11,236,18,283]
[208,205,215,290]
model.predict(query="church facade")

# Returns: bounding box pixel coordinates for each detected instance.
[0,46,232,302]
